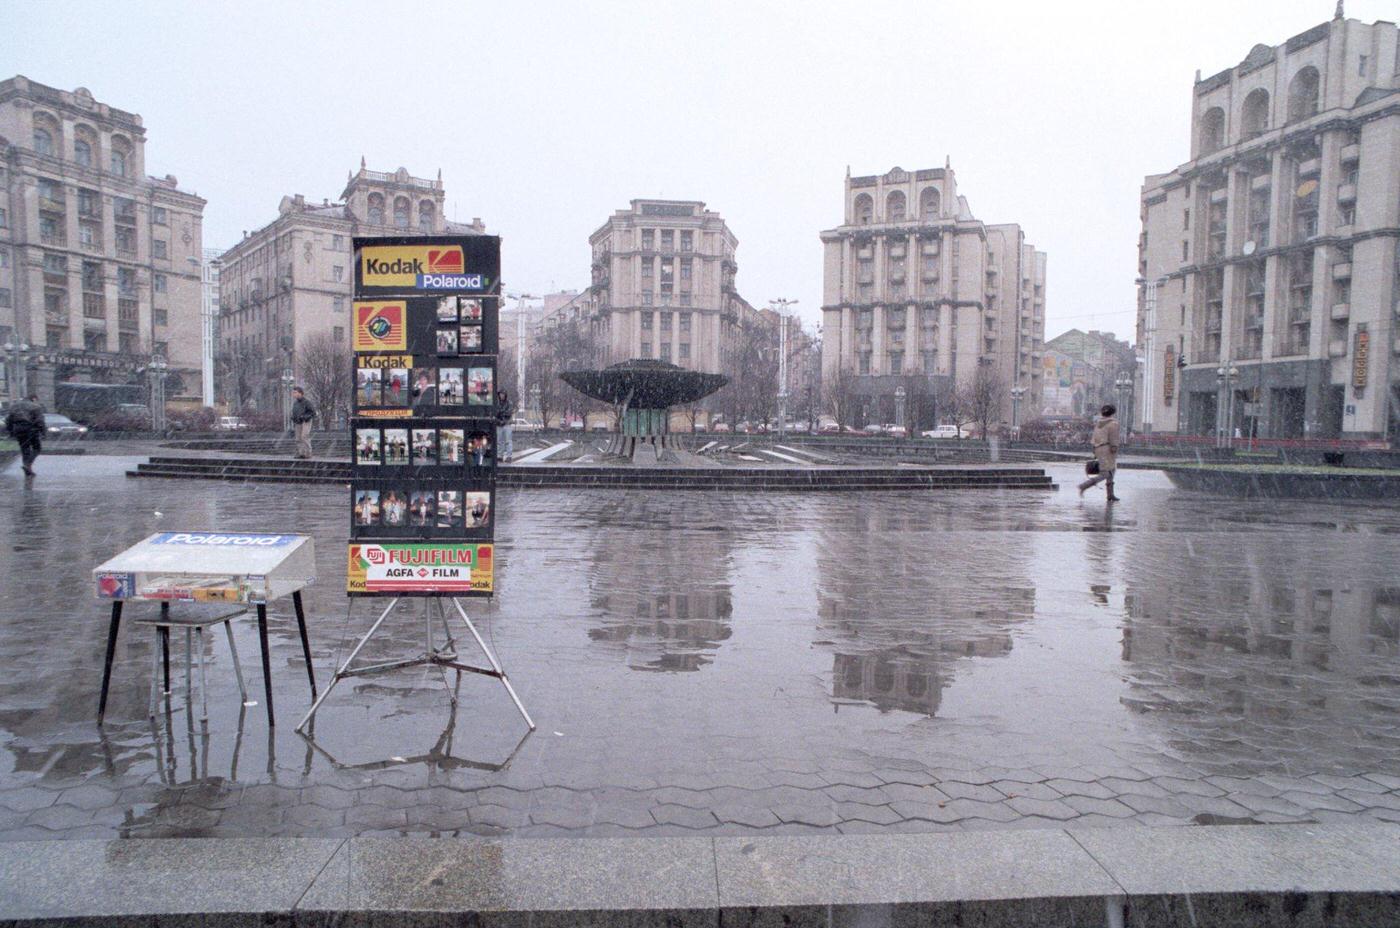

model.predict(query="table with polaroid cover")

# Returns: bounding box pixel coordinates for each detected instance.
[92,531,318,726]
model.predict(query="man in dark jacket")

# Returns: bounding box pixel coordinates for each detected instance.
[4,394,46,476]
[290,386,316,460]
[494,389,514,463]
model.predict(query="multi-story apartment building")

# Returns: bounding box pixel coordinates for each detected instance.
[1039,329,1137,419]
[216,163,484,410]
[820,164,1046,430]
[1137,14,1399,440]
[0,76,205,405]
[585,199,753,373]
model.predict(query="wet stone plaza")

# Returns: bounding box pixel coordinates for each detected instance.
[3,453,1400,841]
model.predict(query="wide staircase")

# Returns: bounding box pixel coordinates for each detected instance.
[127,455,1056,492]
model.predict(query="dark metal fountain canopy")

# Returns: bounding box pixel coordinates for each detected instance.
[560,359,728,408]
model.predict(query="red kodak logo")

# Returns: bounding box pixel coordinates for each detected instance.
[428,249,463,274]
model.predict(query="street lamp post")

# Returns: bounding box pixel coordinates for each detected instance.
[894,384,906,435]
[1215,364,1239,449]
[280,368,295,432]
[147,356,170,433]
[770,298,798,438]
[3,337,31,402]
[1114,373,1133,430]
[1010,385,1027,435]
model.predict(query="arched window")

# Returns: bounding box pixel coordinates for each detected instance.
[367,193,384,225]
[418,200,435,232]
[1241,89,1270,140]
[1199,107,1225,156]
[109,135,132,177]
[853,193,874,225]
[32,127,53,156]
[886,190,906,222]
[918,186,941,219]
[393,196,410,230]
[1287,67,1319,123]
[73,125,97,168]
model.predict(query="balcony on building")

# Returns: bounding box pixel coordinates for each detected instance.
[1209,187,1228,204]
[1328,339,1347,358]
[1330,302,1350,321]
[1332,262,1352,280]
[1340,144,1360,164]
[1337,184,1357,203]
[1297,157,1321,177]
[1250,174,1271,191]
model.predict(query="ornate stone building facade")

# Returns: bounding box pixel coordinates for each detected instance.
[215,163,484,411]
[585,199,753,374]
[0,75,205,405]
[1137,14,1399,440]
[820,165,1046,430]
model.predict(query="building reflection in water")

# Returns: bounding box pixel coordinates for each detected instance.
[816,505,1036,716]
[586,531,734,673]
[1122,567,1400,773]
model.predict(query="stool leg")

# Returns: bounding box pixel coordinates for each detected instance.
[224,620,248,702]
[292,591,317,699]
[148,628,161,718]
[160,627,171,695]
[196,627,209,722]
[97,601,123,721]
[184,628,193,707]
[256,604,275,726]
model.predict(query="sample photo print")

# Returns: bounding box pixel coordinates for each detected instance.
[384,367,410,406]
[466,491,491,528]
[436,296,459,323]
[460,299,483,323]
[436,490,462,529]
[383,429,409,465]
[439,368,463,406]
[412,428,437,465]
[356,368,381,407]
[409,490,435,527]
[436,328,458,355]
[382,489,408,527]
[411,368,437,407]
[467,430,493,467]
[439,428,465,464]
[355,428,381,465]
[353,490,380,526]
[467,367,493,405]
[459,325,482,353]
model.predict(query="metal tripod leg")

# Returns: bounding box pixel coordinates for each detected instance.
[295,598,399,732]
[450,598,534,730]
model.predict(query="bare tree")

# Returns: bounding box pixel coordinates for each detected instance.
[967,363,1007,439]
[823,368,858,430]
[296,333,351,428]
[720,317,779,429]
[216,340,262,412]
[524,346,558,429]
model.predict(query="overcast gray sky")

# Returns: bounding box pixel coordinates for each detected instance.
[5,0,1394,341]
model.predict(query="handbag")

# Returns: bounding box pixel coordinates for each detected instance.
[1085,458,1100,476]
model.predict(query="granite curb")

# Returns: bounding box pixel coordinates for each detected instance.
[3,824,1400,926]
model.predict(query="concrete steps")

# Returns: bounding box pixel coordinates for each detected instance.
[126,455,1056,492]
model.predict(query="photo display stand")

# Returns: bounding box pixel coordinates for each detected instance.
[297,234,533,733]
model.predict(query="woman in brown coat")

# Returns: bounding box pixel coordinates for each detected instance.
[1078,404,1122,501]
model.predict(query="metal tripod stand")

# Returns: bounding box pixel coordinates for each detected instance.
[295,597,533,732]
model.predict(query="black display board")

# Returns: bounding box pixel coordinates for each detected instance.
[346,236,501,597]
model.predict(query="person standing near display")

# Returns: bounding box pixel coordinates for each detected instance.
[4,393,46,476]
[495,389,514,463]
[290,386,317,460]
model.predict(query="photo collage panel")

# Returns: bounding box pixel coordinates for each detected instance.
[436,296,485,358]
[351,486,493,533]
[356,365,411,409]
[356,426,495,469]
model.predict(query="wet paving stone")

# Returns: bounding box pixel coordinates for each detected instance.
[4,458,1400,838]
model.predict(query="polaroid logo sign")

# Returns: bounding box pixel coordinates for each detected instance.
[153,533,293,547]
[360,245,479,290]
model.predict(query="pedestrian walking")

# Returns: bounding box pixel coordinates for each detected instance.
[495,389,514,463]
[290,386,316,460]
[1078,404,1122,501]
[4,393,46,476]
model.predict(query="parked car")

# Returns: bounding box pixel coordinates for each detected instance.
[591,422,610,432]
[884,425,908,439]
[509,417,537,430]
[214,416,250,431]
[565,418,585,430]
[921,424,968,439]
[862,423,885,435]
[712,423,732,433]
[44,413,88,437]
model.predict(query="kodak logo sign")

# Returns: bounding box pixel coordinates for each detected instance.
[352,301,407,351]
[359,244,485,291]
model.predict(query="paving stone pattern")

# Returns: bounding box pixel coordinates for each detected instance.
[3,455,1400,840]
